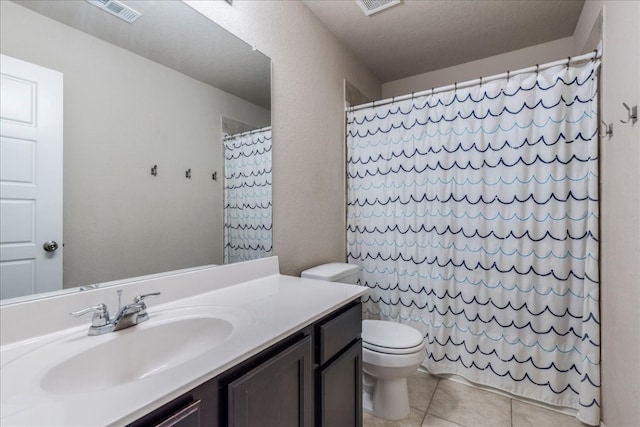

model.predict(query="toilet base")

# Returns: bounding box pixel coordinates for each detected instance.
[364,376,411,420]
[362,373,375,413]
[360,320,426,421]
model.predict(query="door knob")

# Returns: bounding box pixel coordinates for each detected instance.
[43,241,59,252]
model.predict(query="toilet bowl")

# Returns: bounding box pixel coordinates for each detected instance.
[301,263,426,420]
[361,319,425,420]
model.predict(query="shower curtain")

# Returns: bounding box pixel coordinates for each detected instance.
[346,61,600,424]
[223,127,272,264]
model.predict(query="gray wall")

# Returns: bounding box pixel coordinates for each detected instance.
[573,2,640,426]
[186,1,382,276]
[192,2,640,426]
[376,6,640,424]
[382,37,574,98]
[1,2,270,288]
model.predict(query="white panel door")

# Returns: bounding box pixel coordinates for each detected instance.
[0,54,63,300]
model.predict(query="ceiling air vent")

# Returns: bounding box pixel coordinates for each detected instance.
[356,0,402,16]
[86,0,142,23]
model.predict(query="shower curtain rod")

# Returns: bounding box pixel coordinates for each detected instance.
[348,49,602,113]
[223,125,272,140]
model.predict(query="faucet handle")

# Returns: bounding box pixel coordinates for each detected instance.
[132,292,160,323]
[133,292,161,304]
[70,303,111,328]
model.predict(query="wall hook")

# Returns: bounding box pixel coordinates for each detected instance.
[600,121,613,139]
[212,171,218,181]
[185,168,192,179]
[620,102,637,125]
[150,164,157,176]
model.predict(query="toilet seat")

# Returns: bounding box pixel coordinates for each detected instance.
[363,340,425,355]
[362,320,425,355]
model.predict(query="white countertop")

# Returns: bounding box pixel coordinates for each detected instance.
[0,271,367,426]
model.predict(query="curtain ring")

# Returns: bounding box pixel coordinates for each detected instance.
[592,49,597,61]
[431,87,434,96]
[507,70,510,81]
[567,56,571,69]
[411,92,415,100]
[392,96,395,105]
[454,82,457,92]
[479,76,483,87]
[535,64,539,75]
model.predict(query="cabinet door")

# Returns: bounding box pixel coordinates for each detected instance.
[228,335,313,427]
[318,339,362,427]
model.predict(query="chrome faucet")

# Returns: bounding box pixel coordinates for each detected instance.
[70,292,161,335]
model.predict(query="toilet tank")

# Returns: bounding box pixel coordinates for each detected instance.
[301,263,359,285]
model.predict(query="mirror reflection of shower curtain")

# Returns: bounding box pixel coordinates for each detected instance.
[223,127,272,264]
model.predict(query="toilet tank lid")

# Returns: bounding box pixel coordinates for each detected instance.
[301,263,359,281]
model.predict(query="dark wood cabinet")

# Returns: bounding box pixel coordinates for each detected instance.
[314,301,363,427]
[228,335,313,427]
[317,339,362,427]
[129,299,362,427]
[155,400,201,427]
[127,372,219,427]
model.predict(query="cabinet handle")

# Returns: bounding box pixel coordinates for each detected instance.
[155,400,201,427]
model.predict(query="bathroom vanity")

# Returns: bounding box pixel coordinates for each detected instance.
[130,299,362,427]
[0,257,367,426]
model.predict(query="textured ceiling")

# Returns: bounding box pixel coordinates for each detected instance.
[303,0,585,83]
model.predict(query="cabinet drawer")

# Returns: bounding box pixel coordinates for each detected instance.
[316,300,361,365]
[155,400,201,427]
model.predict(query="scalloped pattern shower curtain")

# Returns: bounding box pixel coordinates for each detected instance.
[223,127,272,264]
[346,61,600,425]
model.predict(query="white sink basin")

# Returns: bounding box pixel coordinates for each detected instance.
[41,315,233,394]
[1,306,244,397]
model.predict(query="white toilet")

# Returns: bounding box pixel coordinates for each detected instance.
[301,263,426,420]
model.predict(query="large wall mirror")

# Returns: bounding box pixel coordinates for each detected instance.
[0,0,272,304]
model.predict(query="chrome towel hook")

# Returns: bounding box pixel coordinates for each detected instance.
[620,102,637,125]
[600,121,613,139]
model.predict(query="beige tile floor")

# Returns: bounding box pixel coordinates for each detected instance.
[363,371,590,427]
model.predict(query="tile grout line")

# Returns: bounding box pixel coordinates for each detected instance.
[429,413,467,427]
[418,376,441,426]
[510,397,514,427]
[414,376,436,427]
[423,377,440,416]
